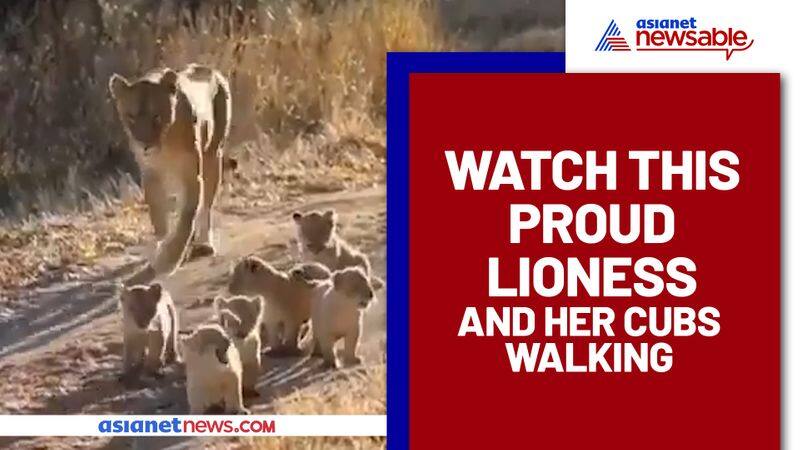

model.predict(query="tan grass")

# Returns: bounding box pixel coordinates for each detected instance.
[242,363,386,450]
[0,182,147,292]
[0,0,447,218]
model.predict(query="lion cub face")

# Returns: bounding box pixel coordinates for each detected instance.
[229,256,283,295]
[215,296,262,339]
[109,70,178,152]
[120,283,164,328]
[333,267,375,310]
[288,262,332,288]
[183,325,233,365]
[293,210,336,254]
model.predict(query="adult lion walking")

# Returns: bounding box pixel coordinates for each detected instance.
[109,64,232,285]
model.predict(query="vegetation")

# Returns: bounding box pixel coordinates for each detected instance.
[0,0,448,217]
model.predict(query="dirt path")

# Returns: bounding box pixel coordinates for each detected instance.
[0,185,387,450]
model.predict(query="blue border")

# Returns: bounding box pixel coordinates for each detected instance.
[386,52,565,449]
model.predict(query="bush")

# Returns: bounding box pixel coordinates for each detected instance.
[0,0,448,217]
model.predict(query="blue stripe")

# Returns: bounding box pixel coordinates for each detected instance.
[386,53,410,450]
[595,20,615,51]
[602,20,615,50]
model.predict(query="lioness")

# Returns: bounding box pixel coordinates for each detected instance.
[109,64,231,284]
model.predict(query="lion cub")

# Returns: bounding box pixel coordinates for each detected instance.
[311,267,376,369]
[229,256,330,355]
[292,210,384,289]
[214,296,262,397]
[118,282,179,383]
[182,324,249,414]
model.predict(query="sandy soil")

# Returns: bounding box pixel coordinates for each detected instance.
[0,185,387,450]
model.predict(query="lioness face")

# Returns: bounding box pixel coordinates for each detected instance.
[292,210,336,254]
[120,283,162,328]
[333,267,375,310]
[109,71,178,153]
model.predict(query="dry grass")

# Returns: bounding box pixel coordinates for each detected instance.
[222,127,387,211]
[0,205,143,290]
[247,438,384,450]
[274,363,386,414]
[0,0,447,217]
[495,26,565,51]
[0,175,147,293]
[241,363,386,450]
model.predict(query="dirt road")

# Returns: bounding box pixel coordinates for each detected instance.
[0,185,387,450]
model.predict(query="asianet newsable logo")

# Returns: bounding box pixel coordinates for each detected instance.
[595,17,754,60]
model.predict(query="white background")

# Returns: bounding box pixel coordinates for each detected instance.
[567,0,796,445]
